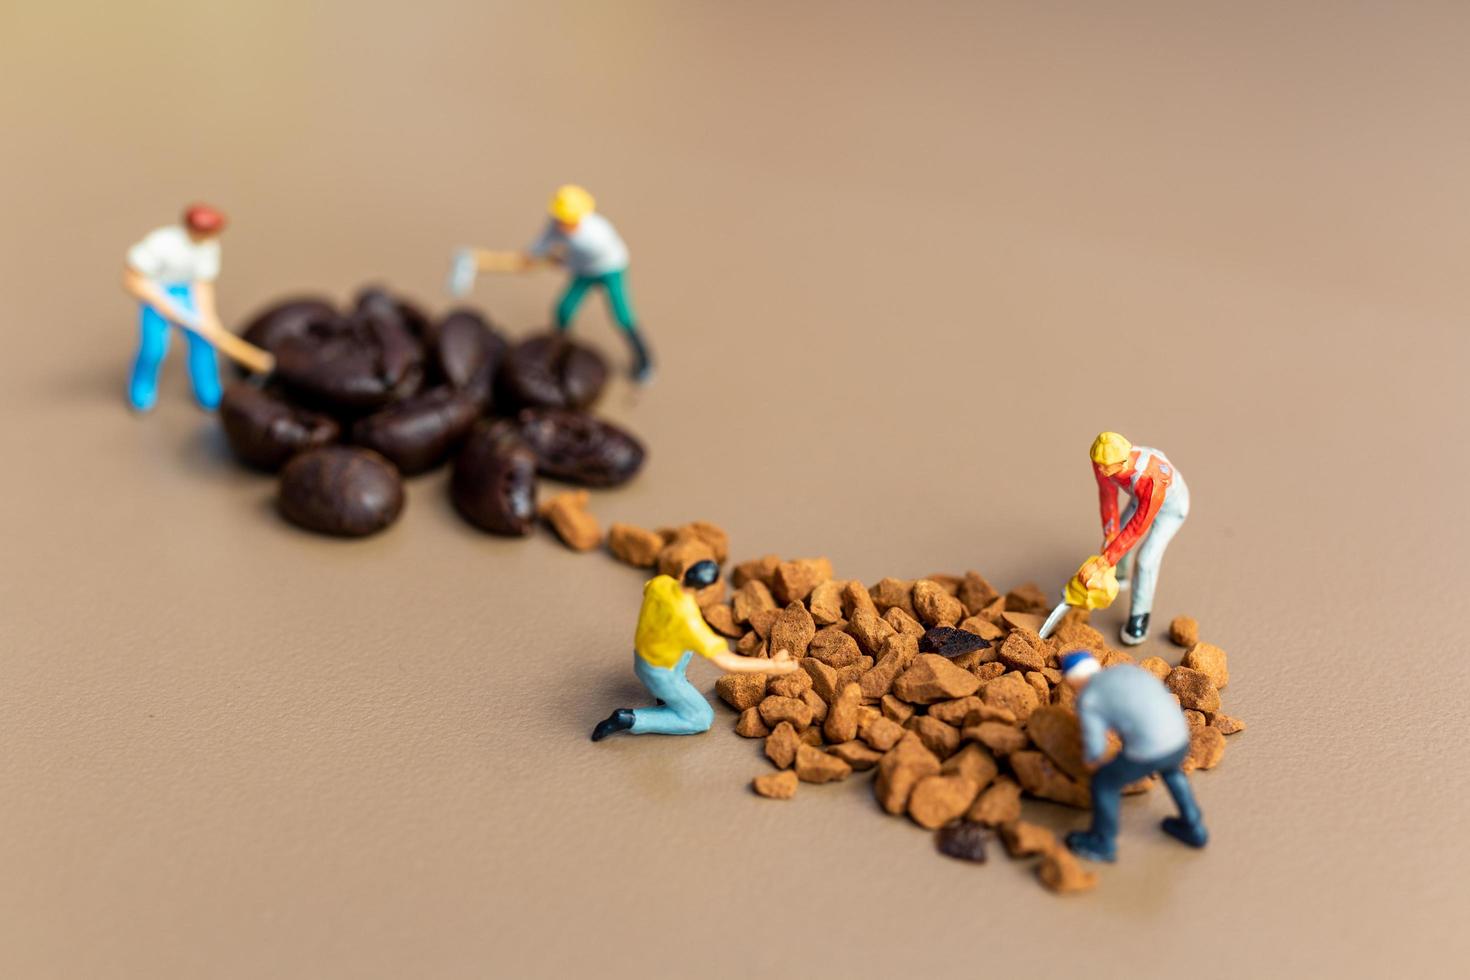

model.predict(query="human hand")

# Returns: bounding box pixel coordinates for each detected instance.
[1077,556,1112,589]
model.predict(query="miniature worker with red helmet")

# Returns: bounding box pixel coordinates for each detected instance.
[1075,432,1190,646]
[121,204,229,411]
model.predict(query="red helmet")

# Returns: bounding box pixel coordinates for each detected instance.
[183,204,227,235]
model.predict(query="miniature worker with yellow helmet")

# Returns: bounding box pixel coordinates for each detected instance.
[451,185,654,383]
[1075,431,1191,646]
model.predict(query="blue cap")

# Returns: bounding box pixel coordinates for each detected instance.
[1059,650,1097,674]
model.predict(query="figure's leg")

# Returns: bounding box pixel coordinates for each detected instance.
[600,270,653,382]
[629,652,714,735]
[1128,495,1188,622]
[128,304,171,412]
[1157,745,1208,846]
[184,325,223,410]
[555,276,595,332]
[1066,755,1149,861]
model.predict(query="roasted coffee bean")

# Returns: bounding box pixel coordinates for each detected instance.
[516,408,645,488]
[935,821,989,863]
[451,420,538,535]
[496,333,608,411]
[349,387,480,475]
[920,626,993,659]
[239,297,339,355]
[274,306,425,415]
[430,309,506,408]
[354,286,432,340]
[218,381,339,471]
[278,447,404,537]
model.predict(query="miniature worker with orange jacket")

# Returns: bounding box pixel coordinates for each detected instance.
[1074,432,1190,646]
[591,560,797,740]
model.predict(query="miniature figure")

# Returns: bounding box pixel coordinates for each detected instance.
[450,185,654,383]
[1059,650,1208,862]
[592,560,797,740]
[122,204,272,411]
[1075,431,1190,645]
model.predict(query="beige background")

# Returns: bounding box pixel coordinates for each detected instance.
[1,2,1467,977]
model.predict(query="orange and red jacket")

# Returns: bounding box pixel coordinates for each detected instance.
[1095,448,1179,566]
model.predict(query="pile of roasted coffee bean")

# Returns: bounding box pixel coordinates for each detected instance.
[217,287,645,537]
[603,532,1243,895]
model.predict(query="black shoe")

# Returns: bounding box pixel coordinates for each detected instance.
[591,708,636,742]
[1120,613,1150,647]
[1161,816,1209,848]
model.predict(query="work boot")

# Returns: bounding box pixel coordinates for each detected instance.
[626,330,655,385]
[1120,613,1150,646]
[1064,830,1117,863]
[631,349,655,385]
[1161,816,1209,848]
[591,708,636,742]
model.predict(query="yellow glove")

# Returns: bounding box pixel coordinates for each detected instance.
[1065,555,1119,610]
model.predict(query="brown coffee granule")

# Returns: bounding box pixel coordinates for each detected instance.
[795,744,852,784]
[752,770,798,800]
[607,522,663,567]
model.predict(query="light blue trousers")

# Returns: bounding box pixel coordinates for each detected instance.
[1117,477,1190,618]
[630,651,715,736]
[129,283,223,411]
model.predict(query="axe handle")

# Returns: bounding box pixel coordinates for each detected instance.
[180,317,275,374]
[1039,597,1071,640]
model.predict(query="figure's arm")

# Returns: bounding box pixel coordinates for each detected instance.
[1101,474,1162,566]
[1095,464,1120,544]
[711,648,797,674]
[122,266,197,329]
[1078,703,1110,766]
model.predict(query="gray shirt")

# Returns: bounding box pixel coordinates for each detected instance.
[1077,664,1190,764]
[527,213,629,277]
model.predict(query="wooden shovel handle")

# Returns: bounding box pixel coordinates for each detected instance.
[185,318,275,374]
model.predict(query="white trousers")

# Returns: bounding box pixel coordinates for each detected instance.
[1117,477,1190,619]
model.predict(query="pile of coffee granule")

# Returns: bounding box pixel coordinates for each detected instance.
[605,526,1243,895]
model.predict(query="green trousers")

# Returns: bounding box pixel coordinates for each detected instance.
[555,269,638,332]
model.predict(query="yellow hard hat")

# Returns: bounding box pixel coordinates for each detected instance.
[1090,431,1132,467]
[548,185,595,223]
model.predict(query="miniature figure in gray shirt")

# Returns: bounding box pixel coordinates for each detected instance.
[1061,652,1208,862]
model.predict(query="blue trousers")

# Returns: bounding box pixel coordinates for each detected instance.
[129,284,223,411]
[630,651,715,736]
[1087,743,1201,844]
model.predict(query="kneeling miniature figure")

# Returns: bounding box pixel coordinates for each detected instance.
[592,560,796,740]
[1060,650,1209,862]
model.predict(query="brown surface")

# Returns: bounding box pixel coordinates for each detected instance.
[1,2,1467,977]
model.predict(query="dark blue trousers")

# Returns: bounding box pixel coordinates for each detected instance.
[1087,743,1201,843]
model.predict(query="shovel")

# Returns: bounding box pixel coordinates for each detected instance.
[1038,555,1119,640]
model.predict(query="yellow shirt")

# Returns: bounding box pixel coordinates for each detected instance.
[634,575,728,669]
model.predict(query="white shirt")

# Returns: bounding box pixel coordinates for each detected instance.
[527,213,628,277]
[126,225,221,285]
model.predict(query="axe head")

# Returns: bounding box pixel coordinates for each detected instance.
[448,249,477,298]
